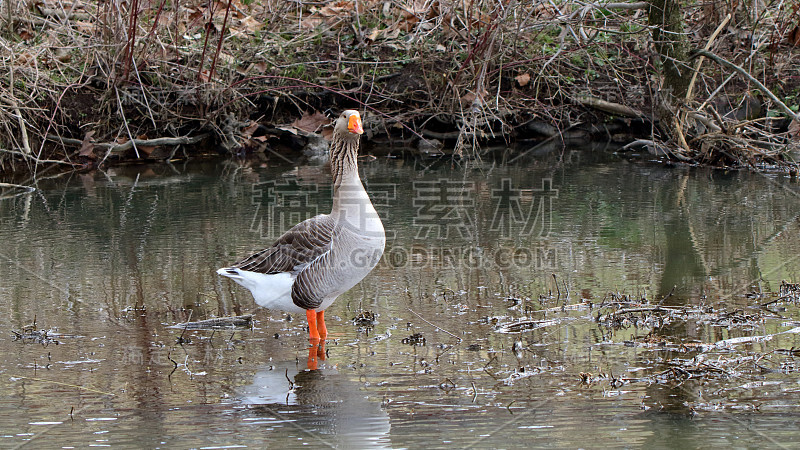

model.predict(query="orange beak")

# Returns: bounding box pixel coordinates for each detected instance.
[347,114,364,135]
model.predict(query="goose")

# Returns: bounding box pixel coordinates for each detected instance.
[217,110,385,344]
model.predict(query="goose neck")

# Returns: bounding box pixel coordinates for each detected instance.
[330,136,359,189]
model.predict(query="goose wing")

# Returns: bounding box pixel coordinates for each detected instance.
[231,214,336,275]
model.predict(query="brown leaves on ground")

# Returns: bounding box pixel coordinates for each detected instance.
[241,121,265,141]
[515,73,531,87]
[299,0,442,36]
[391,0,439,32]
[79,131,96,158]
[292,110,330,134]
[238,121,269,151]
[15,52,37,66]
[17,0,498,75]
[301,1,360,29]
[238,16,263,34]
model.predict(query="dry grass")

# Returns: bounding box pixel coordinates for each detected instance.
[0,0,798,170]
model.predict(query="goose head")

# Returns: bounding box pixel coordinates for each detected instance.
[334,110,364,138]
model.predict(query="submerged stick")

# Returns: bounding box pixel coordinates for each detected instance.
[553,273,560,298]
[13,376,115,396]
[0,182,35,192]
[170,314,253,330]
[408,308,462,343]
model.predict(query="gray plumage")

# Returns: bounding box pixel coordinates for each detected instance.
[218,110,385,314]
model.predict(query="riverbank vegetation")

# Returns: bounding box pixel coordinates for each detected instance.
[0,0,798,172]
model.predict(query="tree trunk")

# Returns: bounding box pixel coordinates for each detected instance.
[648,0,690,128]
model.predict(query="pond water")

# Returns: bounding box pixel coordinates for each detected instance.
[1,150,800,448]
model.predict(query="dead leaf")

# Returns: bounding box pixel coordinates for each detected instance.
[240,15,262,33]
[300,15,325,29]
[789,118,800,140]
[391,0,436,32]
[366,27,380,41]
[187,8,205,23]
[135,134,156,156]
[18,29,34,40]
[461,87,487,109]
[301,1,356,28]
[73,20,93,33]
[217,52,235,65]
[292,110,330,133]
[787,25,800,46]
[79,131,96,158]
[16,52,35,66]
[383,28,401,41]
[54,48,71,62]
[320,1,355,16]
[229,0,248,16]
[515,73,531,87]
[276,126,298,135]
[241,121,260,139]
[240,122,269,144]
[533,3,559,19]
[249,61,268,73]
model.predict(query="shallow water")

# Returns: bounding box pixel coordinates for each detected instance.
[1,151,800,448]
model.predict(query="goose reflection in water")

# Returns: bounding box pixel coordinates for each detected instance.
[237,360,391,447]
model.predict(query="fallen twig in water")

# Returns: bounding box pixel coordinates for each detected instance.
[494,318,563,334]
[408,308,462,343]
[47,133,210,155]
[11,376,115,396]
[170,314,253,330]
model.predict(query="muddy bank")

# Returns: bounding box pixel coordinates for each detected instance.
[1,0,799,172]
[30,78,658,166]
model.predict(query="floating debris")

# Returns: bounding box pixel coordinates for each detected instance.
[780,280,800,297]
[494,318,562,334]
[352,310,377,328]
[401,333,426,346]
[501,366,542,386]
[170,314,254,330]
[12,328,60,346]
[11,316,62,345]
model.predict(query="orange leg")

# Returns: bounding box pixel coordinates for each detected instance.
[316,310,327,341]
[307,344,319,370]
[317,340,326,361]
[306,309,321,342]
